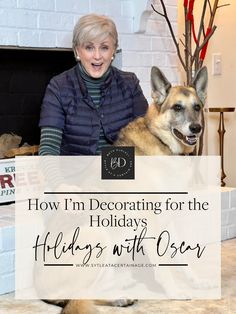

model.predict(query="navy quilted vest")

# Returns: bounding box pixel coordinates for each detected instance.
[39,65,148,155]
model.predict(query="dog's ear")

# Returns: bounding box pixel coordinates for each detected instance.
[192,66,208,105]
[151,66,171,104]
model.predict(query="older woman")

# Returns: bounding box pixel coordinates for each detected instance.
[39,14,148,155]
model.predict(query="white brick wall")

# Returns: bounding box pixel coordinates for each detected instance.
[0,0,178,104]
[18,0,55,11]
[0,204,15,295]
[221,187,236,241]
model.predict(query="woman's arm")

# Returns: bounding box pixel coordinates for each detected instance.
[39,127,62,156]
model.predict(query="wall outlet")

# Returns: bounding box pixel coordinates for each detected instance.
[212,53,222,75]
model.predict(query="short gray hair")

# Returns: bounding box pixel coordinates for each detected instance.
[72,14,118,54]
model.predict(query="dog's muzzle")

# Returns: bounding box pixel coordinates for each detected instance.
[172,124,202,146]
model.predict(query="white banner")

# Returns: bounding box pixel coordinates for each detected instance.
[15,156,221,300]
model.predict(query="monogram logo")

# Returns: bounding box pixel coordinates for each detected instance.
[101,147,135,180]
[110,157,126,170]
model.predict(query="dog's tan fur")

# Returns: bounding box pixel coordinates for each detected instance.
[46,299,135,313]
[45,66,208,314]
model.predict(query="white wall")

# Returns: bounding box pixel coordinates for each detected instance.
[204,3,236,188]
[0,0,178,103]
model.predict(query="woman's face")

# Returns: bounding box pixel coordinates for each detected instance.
[76,36,115,78]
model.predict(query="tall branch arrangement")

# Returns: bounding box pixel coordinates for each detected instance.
[151,0,229,155]
[151,0,230,85]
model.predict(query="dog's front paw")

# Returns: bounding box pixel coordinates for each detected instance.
[110,299,137,307]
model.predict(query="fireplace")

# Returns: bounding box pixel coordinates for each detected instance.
[0,47,76,146]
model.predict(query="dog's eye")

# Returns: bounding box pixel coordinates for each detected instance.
[172,104,183,111]
[193,104,201,111]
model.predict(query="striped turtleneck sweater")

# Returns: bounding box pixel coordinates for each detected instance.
[39,63,112,155]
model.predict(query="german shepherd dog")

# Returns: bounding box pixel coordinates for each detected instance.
[44,66,207,313]
[115,66,208,155]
